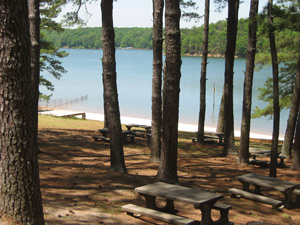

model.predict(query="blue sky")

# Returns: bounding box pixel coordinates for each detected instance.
[66,0,269,28]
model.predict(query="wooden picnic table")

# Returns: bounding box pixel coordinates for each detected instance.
[135,182,224,225]
[236,173,299,209]
[192,132,224,146]
[125,124,151,133]
[249,148,285,167]
[97,128,134,144]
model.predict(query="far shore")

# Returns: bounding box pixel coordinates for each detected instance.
[39,108,284,141]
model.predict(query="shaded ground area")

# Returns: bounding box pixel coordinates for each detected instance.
[37,116,300,225]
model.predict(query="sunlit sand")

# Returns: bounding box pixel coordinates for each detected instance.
[39,109,284,140]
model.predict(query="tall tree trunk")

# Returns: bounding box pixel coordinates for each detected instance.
[292,106,300,170]
[101,0,127,173]
[268,0,280,178]
[28,0,41,153]
[0,1,44,224]
[239,0,259,164]
[197,0,210,144]
[156,0,181,183]
[150,0,164,162]
[281,44,300,159]
[223,0,239,156]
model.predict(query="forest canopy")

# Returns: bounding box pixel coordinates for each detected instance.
[42,18,300,58]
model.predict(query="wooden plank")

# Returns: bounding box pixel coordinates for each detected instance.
[293,189,300,195]
[229,188,283,207]
[93,135,110,142]
[249,159,270,168]
[213,203,232,210]
[121,204,198,225]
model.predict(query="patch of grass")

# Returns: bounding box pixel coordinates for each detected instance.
[39,115,104,131]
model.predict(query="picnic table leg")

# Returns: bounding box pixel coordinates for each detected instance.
[160,199,177,214]
[254,185,261,194]
[284,189,294,209]
[241,182,250,192]
[196,202,215,225]
[140,194,157,209]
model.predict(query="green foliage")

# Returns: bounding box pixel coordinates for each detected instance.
[43,27,154,50]
[39,1,70,100]
[42,19,253,57]
[253,1,300,118]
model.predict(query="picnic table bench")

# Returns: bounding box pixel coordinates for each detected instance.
[122,182,233,225]
[229,173,300,209]
[249,148,285,167]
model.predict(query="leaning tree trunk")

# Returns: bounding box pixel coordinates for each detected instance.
[150,0,164,162]
[216,88,225,133]
[0,1,45,224]
[197,0,210,144]
[156,0,181,183]
[239,0,259,164]
[281,44,300,158]
[292,107,300,170]
[268,0,280,178]
[223,0,239,156]
[101,0,127,173]
[28,0,41,153]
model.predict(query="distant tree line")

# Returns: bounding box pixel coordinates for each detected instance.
[42,18,299,58]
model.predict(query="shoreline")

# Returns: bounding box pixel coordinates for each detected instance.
[39,108,284,141]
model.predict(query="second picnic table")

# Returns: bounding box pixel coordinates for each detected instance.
[234,173,299,209]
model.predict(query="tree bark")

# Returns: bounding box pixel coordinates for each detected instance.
[156,0,181,183]
[239,0,259,164]
[150,0,164,162]
[28,0,41,154]
[268,0,280,178]
[292,106,300,170]
[101,0,127,173]
[216,88,225,133]
[291,45,300,170]
[223,0,239,156]
[0,1,44,224]
[197,0,210,144]
[281,44,300,159]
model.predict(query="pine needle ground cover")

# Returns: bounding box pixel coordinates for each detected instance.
[36,115,300,225]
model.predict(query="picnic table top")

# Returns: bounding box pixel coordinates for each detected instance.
[237,173,299,192]
[135,182,223,207]
[98,128,131,134]
[125,124,151,129]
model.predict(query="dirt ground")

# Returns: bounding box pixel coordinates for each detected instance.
[36,116,300,225]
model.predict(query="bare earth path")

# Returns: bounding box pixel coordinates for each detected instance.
[36,115,300,225]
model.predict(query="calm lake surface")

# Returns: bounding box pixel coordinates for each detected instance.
[40,48,289,136]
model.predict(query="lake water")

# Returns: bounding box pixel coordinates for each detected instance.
[40,48,289,136]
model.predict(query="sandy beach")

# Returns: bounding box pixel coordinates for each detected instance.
[39,109,284,140]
